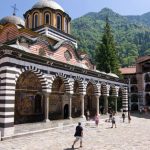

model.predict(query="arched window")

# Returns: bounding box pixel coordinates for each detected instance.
[145,84,150,92]
[145,94,150,106]
[65,18,68,33]
[57,14,62,30]
[32,13,38,28]
[131,94,138,102]
[26,15,29,28]
[45,13,51,25]
[145,74,150,82]
[64,50,72,61]
[130,76,137,84]
[131,86,138,93]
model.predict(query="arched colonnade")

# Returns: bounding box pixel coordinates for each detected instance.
[14,67,128,124]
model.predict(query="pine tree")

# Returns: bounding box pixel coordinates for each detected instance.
[96,17,120,74]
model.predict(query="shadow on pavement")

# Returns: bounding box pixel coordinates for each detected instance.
[64,148,78,150]
[105,127,112,129]
[131,112,150,119]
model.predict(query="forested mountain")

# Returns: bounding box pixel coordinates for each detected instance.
[71,8,150,67]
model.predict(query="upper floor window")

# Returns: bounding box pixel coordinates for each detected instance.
[131,94,138,102]
[32,13,38,28]
[65,18,68,33]
[130,76,137,84]
[131,85,138,93]
[57,14,62,30]
[145,84,150,92]
[145,74,150,82]
[45,13,51,25]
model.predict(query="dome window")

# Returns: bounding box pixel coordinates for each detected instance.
[45,13,51,25]
[32,13,38,28]
[26,15,29,28]
[65,18,68,33]
[57,14,62,30]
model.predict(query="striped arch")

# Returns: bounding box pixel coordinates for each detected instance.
[73,76,85,95]
[101,82,110,96]
[109,84,117,96]
[119,86,128,112]
[50,73,72,94]
[15,66,50,93]
[86,79,100,96]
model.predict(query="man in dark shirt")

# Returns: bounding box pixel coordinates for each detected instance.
[72,122,83,149]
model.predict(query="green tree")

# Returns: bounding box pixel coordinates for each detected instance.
[95,17,120,74]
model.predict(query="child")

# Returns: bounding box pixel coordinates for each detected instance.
[111,113,116,128]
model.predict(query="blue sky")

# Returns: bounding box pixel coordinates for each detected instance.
[0,0,150,20]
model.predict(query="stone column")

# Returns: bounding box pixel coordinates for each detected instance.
[80,94,85,118]
[44,93,50,122]
[68,94,72,119]
[95,95,100,116]
[104,95,108,114]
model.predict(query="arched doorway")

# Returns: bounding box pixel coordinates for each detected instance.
[15,71,44,124]
[131,94,138,103]
[85,82,96,117]
[49,77,66,120]
[145,94,150,106]
[72,81,81,118]
[131,103,138,111]
[64,104,69,119]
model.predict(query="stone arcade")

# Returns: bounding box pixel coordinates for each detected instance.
[0,0,128,138]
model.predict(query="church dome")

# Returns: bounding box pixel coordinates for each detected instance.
[107,72,119,78]
[32,0,64,12]
[0,16,25,27]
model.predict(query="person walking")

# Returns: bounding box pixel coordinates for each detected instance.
[128,112,131,123]
[111,113,116,128]
[86,110,90,121]
[72,122,83,149]
[95,113,99,127]
[109,111,112,122]
[122,112,125,122]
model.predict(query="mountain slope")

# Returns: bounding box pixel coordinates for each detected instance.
[71,8,150,67]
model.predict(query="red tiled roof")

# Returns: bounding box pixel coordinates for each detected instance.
[119,67,136,75]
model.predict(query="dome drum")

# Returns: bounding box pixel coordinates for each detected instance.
[24,0,71,33]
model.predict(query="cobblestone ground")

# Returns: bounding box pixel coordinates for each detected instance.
[0,115,150,150]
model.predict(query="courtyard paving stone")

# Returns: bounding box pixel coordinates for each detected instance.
[0,115,150,150]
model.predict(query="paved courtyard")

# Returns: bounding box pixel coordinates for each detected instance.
[0,114,150,150]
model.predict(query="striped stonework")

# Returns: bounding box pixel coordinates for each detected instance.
[101,83,110,96]
[73,76,85,95]
[0,66,16,137]
[122,88,128,112]
[49,72,73,94]
[86,79,101,96]
[0,54,128,138]
[109,84,118,97]
[15,66,51,93]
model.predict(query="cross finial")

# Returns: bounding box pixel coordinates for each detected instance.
[11,4,18,16]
